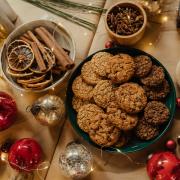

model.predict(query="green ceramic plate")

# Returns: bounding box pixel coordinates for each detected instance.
[66,46,176,153]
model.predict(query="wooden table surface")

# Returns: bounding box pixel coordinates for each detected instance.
[1,0,180,179]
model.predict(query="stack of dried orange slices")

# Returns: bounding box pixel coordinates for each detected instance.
[6,40,54,90]
[5,27,74,91]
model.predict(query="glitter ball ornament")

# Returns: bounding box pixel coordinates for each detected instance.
[8,138,42,172]
[59,142,93,179]
[166,139,177,151]
[30,95,65,126]
[147,151,180,180]
[0,91,17,131]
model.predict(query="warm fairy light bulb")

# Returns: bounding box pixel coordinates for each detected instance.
[89,10,92,13]
[162,16,168,23]
[20,93,23,97]
[51,87,55,91]
[145,2,149,6]
[88,3,92,6]
[1,152,8,162]
[149,42,153,46]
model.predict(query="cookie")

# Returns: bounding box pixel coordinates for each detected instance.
[144,101,170,125]
[115,83,147,113]
[81,61,103,85]
[77,104,104,133]
[89,113,120,147]
[143,79,170,100]
[134,55,152,78]
[140,65,165,87]
[135,117,159,140]
[93,80,115,108]
[72,76,94,101]
[72,96,90,112]
[106,54,135,84]
[91,52,113,77]
[107,107,138,130]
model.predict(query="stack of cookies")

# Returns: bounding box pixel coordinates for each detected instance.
[72,52,170,148]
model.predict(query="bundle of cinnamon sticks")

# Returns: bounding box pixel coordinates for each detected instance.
[19,26,75,73]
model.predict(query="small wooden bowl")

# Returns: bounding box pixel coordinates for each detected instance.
[105,1,147,45]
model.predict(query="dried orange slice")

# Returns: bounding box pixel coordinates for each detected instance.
[30,47,55,73]
[6,67,34,78]
[17,74,46,84]
[7,40,29,57]
[23,76,52,89]
[8,45,34,72]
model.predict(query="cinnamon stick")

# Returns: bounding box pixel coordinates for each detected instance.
[40,27,73,64]
[35,27,74,70]
[19,35,32,44]
[27,30,54,67]
[31,42,46,72]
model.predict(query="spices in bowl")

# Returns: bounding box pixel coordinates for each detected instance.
[107,6,144,36]
[105,1,147,45]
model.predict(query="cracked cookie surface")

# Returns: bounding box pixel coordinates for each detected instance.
[106,54,135,84]
[72,76,94,101]
[115,83,147,113]
[135,117,159,140]
[141,65,165,87]
[107,107,138,130]
[134,55,152,78]
[93,80,115,108]
[144,101,170,125]
[72,96,90,112]
[81,61,103,85]
[143,79,170,100]
[89,113,120,147]
[91,52,112,77]
[77,104,104,133]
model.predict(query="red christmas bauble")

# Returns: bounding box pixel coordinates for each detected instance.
[147,151,180,180]
[166,139,177,151]
[176,98,180,108]
[105,40,114,48]
[0,92,17,131]
[8,138,42,172]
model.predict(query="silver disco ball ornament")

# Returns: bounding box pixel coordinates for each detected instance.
[59,142,93,179]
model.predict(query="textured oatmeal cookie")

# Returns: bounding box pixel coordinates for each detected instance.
[89,113,120,147]
[115,83,147,113]
[135,117,159,140]
[141,65,165,87]
[134,55,152,78]
[144,101,170,125]
[107,107,138,130]
[72,76,94,101]
[143,79,170,100]
[93,80,115,108]
[81,61,103,85]
[91,52,113,77]
[77,104,104,133]
[106,54,135,84]
[72,96,90,112]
